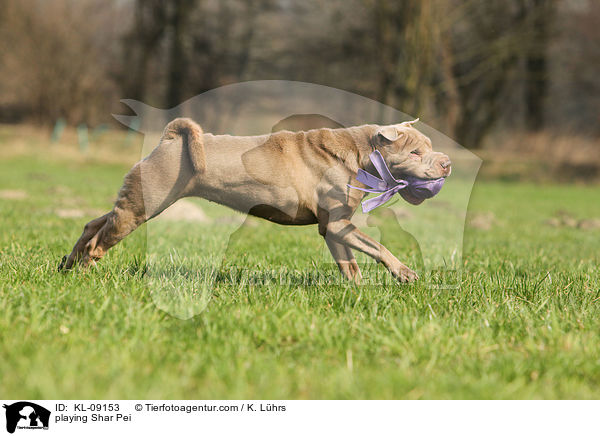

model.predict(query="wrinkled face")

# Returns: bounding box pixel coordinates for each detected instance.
[372,121,452,204]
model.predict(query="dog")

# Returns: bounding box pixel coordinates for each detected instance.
[59,118,451,283]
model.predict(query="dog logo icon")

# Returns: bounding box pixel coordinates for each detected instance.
[3,402,50,434]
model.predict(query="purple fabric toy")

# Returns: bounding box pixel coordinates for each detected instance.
[348,150,445,213]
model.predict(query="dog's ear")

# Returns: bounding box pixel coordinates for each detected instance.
[399,118,420,128]
[375,126,399,143]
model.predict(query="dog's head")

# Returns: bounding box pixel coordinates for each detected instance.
[372,120,451,205]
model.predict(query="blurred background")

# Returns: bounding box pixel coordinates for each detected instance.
[0,0,598,179]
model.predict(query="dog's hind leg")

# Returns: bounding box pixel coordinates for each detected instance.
[59,212,110,270]
[60,162,149,270]
[60,118,203,270]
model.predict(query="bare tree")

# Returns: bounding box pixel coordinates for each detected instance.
[522,0,555,131]
[0,0,126,125]
[166,0,197,110]
[0,0,597,144]
[121,0,169,103]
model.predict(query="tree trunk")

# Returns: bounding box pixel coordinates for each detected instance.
[524,0,554,131]
[166,0,195,110]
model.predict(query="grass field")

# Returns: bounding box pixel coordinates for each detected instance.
[1,128,599,399]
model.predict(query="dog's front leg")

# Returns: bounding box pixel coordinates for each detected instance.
[323,218,418,283]
[324,238,362,283]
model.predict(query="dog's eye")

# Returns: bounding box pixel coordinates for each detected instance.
[408,150,421,161]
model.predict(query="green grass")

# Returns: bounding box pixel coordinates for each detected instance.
[1,139,599,399]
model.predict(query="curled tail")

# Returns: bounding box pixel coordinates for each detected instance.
[162,118,206,173]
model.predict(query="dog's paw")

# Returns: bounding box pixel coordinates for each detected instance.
[57,255,68,272]
[391,265,419,283]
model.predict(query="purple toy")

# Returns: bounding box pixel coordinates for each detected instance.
[348,150,445,213]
